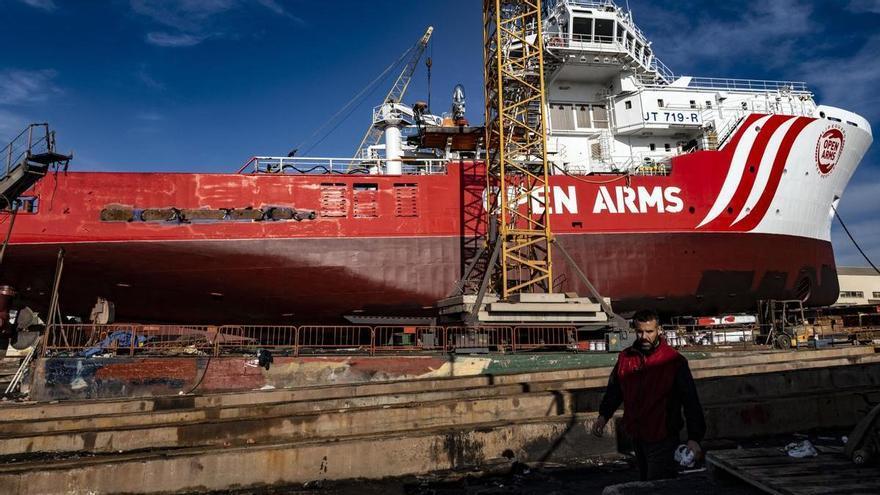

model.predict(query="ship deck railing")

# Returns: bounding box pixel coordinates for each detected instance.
[237,156,449,176]
[545,33,675,82]
[638,74,810,94]
[42,323,618,357]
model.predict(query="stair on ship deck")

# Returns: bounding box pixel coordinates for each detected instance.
[1,123,70,209]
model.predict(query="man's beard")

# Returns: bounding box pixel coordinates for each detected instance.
[636,338,657,353]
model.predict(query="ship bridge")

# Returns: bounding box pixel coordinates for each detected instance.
[542,0,673,85]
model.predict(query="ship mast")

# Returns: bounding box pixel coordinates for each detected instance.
[353,26,434,160]
[482,0,554,296]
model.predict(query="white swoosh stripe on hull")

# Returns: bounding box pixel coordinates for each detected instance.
[697,115,774,228]
[731,117,798,225]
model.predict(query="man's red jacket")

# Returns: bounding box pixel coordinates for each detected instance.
[598,338,706,443]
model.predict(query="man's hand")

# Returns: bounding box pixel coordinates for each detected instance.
[591,416,607,437]
[687,440,703,462]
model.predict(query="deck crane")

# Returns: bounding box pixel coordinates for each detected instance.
[353,26,434,160]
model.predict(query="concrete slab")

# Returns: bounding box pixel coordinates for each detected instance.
[477,312,608,322]
[436,295,499,307]
[509,293,568,303]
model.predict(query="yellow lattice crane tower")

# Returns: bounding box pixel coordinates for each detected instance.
[482,0,554,297]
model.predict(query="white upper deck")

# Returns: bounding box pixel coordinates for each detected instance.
[538,0,840,175]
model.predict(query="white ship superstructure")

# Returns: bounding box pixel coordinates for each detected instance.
[541,0,871,176]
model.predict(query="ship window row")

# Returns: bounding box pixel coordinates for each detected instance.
[569,17,648,62]
[840,291,864,298]
[549,103,609,130]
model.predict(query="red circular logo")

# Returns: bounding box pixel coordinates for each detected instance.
[815,127,845,175]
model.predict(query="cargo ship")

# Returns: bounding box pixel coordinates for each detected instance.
[0,0,872,326]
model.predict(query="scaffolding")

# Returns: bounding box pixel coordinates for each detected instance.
[483,0,554,297]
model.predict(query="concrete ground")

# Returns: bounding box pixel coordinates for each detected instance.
[219,460,760,495]
[218,432,855,495]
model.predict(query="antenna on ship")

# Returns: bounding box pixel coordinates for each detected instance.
[352,26,434,161]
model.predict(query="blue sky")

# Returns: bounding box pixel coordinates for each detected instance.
[1,0,878,266]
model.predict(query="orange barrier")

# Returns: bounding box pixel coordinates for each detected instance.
[373,326,445,353]
[446,326,513,352]
[512,326,576,351]
[296,326,373,356]
[217,325,296,351]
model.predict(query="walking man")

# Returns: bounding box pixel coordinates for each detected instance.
[592,309,706,481]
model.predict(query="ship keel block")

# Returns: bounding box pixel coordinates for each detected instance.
[438,293,610,325]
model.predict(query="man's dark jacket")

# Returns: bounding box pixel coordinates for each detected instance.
[599,337,706,443]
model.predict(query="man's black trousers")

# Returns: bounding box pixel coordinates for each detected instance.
[633,437,678,481]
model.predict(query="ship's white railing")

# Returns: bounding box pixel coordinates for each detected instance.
[237,156,448,176]
[650,57,676,84]
[639,75,809,94]
[545,33,674,83]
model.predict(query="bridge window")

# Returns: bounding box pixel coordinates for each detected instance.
[690,100,697,109]
[657,99,665,108]
[595,19,614,42]
[649,143,656,151]
[705,100,713,109]
[624,100,632,110]
[664,143,671,152]
[573,17,592,41]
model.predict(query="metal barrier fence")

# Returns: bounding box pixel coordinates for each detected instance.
[43,324,591,357]
[661,324,758,348]
[43,324,216,356]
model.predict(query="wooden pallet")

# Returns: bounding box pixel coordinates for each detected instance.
[707,446,880,495]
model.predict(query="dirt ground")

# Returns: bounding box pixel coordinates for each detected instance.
[216,458,760,495]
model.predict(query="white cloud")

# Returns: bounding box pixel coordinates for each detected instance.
[637,0,813,71]
[847,0,880,14]
[131,0,304,47]
[146,31,205,47]
[0,109,27,141]
[0,69,60,105]
[17,0,57,11]
[799,34,880,122]
[136,65,166,90]
[135,111,164,121]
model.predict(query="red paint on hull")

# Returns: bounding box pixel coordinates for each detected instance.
[3,233,835,323]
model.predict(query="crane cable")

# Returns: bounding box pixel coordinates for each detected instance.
[294,44,415,156]
[832,203,880,275]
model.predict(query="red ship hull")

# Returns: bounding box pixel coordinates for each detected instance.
[0,113,869,324]
[2,233,835,324]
